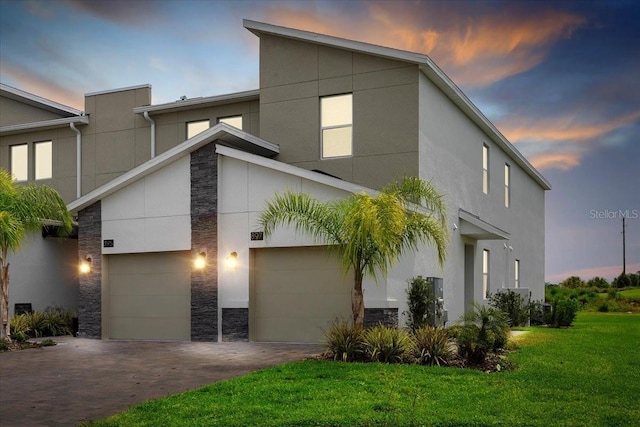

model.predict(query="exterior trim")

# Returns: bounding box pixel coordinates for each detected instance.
[458,208,510,240]
[134,89,260,115]
[85,84,151,97]
[0,116,89,136]
[0,83,82,116]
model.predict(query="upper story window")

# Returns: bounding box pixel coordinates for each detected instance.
[483,249,490,299]
[482,144,489,194]
[35,141,52,180]
[504,163,511,208]
[187,119,210,139]
[321,94,352,158]
[218,115,242,129]
[514,259,520,288]
[10,144,28,181]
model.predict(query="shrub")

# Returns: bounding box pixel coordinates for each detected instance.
[529,301,548,326]
[457,303,510,365]
[546,298,579,327]
[362,324,413,363]
[488,290,530,327]
[0,340,8,351]
[10,308,75,339]
[324,318,364,362]
[560,276,584,289]
[10,314,31,338]
[405,276,434,332]
[413,326,455,366]
[598,301,609,312]
[587,276,609,288]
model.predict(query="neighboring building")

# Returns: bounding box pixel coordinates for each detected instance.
[0,20,550,342]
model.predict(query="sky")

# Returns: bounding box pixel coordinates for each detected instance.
[0,0,638,283]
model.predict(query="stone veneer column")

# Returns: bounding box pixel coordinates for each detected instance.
[221,308,249,341]
[364,308,398,329]
[190,144,218,341]
[77,201,101,338]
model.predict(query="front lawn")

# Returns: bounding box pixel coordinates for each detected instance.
[85,313,639,427]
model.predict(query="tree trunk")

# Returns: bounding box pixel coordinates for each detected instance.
[0,261,10,341]
[352,269,365,329]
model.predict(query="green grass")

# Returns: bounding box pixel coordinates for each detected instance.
[618,288,640,301]
[84,313,639,427]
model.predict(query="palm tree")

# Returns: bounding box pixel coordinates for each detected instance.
[259,176,448,329]
[0,168,72,341]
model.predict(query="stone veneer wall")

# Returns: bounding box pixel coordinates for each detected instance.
[221,308,249,341]
[190,144,218,341]
[364,308,398,329]
[77,201,101,338]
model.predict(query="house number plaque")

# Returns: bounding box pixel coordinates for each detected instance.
[103,239,114,248]
[250,232,264,241]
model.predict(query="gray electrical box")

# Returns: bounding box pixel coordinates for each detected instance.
[426,277,447,326]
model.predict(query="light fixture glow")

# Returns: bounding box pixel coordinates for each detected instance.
[194,252,207,269]
[226,251,238,270]
[79,256,92,274]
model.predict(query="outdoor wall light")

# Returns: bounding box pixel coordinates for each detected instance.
[194,252,207,270]
[226,251,238,270]
[79,256,92,274]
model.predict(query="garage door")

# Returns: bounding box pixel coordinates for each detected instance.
[107,251,191,340]
[250,246,352,343]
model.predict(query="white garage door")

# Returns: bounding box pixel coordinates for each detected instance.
[250,246,352,343]
[107,251,191,340]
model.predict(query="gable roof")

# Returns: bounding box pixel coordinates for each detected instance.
[68,123,279,213]
[244,20,551,191]
[0,83,82,117]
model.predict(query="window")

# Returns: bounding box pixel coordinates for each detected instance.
[514,259,520,288]
[34,141,52,180]
[321,94,352,158]
[482,144,489,194]
[483,249,490,299]
[504,163,510,208]
[218,115,242,129]
[187,119,210,139]
[10,144,28,181]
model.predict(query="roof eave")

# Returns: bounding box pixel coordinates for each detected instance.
[0,115,89,136]
[0,83,82,116]
[133,89,260,115]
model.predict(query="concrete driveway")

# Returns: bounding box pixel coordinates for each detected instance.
[0,336,323,427]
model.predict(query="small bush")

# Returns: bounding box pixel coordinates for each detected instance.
[362,324,413,363]
[529,301,548,326]
[10,314,31,338]
[598,301,609,312]
[413,326,455,366]
[546,298,579,327]
[0,340,8,351]
[457,303,510,365]
[10,307,75,339]
[405,276,434,332]
[488,290,530,327]
[324,318,364,362]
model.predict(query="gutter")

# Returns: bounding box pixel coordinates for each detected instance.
[70,122,82,198]
[143,111,156,158]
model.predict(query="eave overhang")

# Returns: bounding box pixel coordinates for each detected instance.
[458,209,510,240]
[133,89,260,115]
[1,83,83,117]
[0,115,89,136]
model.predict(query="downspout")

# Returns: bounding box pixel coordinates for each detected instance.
[70,122,82,199]
[143,111,156,158]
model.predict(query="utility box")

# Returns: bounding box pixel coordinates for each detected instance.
[426,277,447,326]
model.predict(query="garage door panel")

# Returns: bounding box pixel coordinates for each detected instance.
[251,246,353,342]
[108,251,191,340]
[110,317,190,340]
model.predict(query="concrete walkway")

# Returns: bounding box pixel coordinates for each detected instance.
[0,336,323,427]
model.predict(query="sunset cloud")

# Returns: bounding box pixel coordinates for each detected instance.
[264,3,587,87]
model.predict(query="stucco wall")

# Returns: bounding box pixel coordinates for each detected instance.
[417,73,546,320]
[258,34,420,190]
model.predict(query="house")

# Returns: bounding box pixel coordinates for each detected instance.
[0,20,550,342]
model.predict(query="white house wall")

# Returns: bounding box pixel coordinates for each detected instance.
[218,155,396,326]
[8,233,78,316]
[101,156,191,254]
[418,72,545,321]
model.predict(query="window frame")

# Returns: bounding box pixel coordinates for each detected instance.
[482,144,489,195]
[218,115,242,129]
[10,143,29,181]
[482,249,490,299]
[34,140,53,180]
[186,119,210,139]
[320,93,353,159]
[514,259,520,288]
[504,163,511,208]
